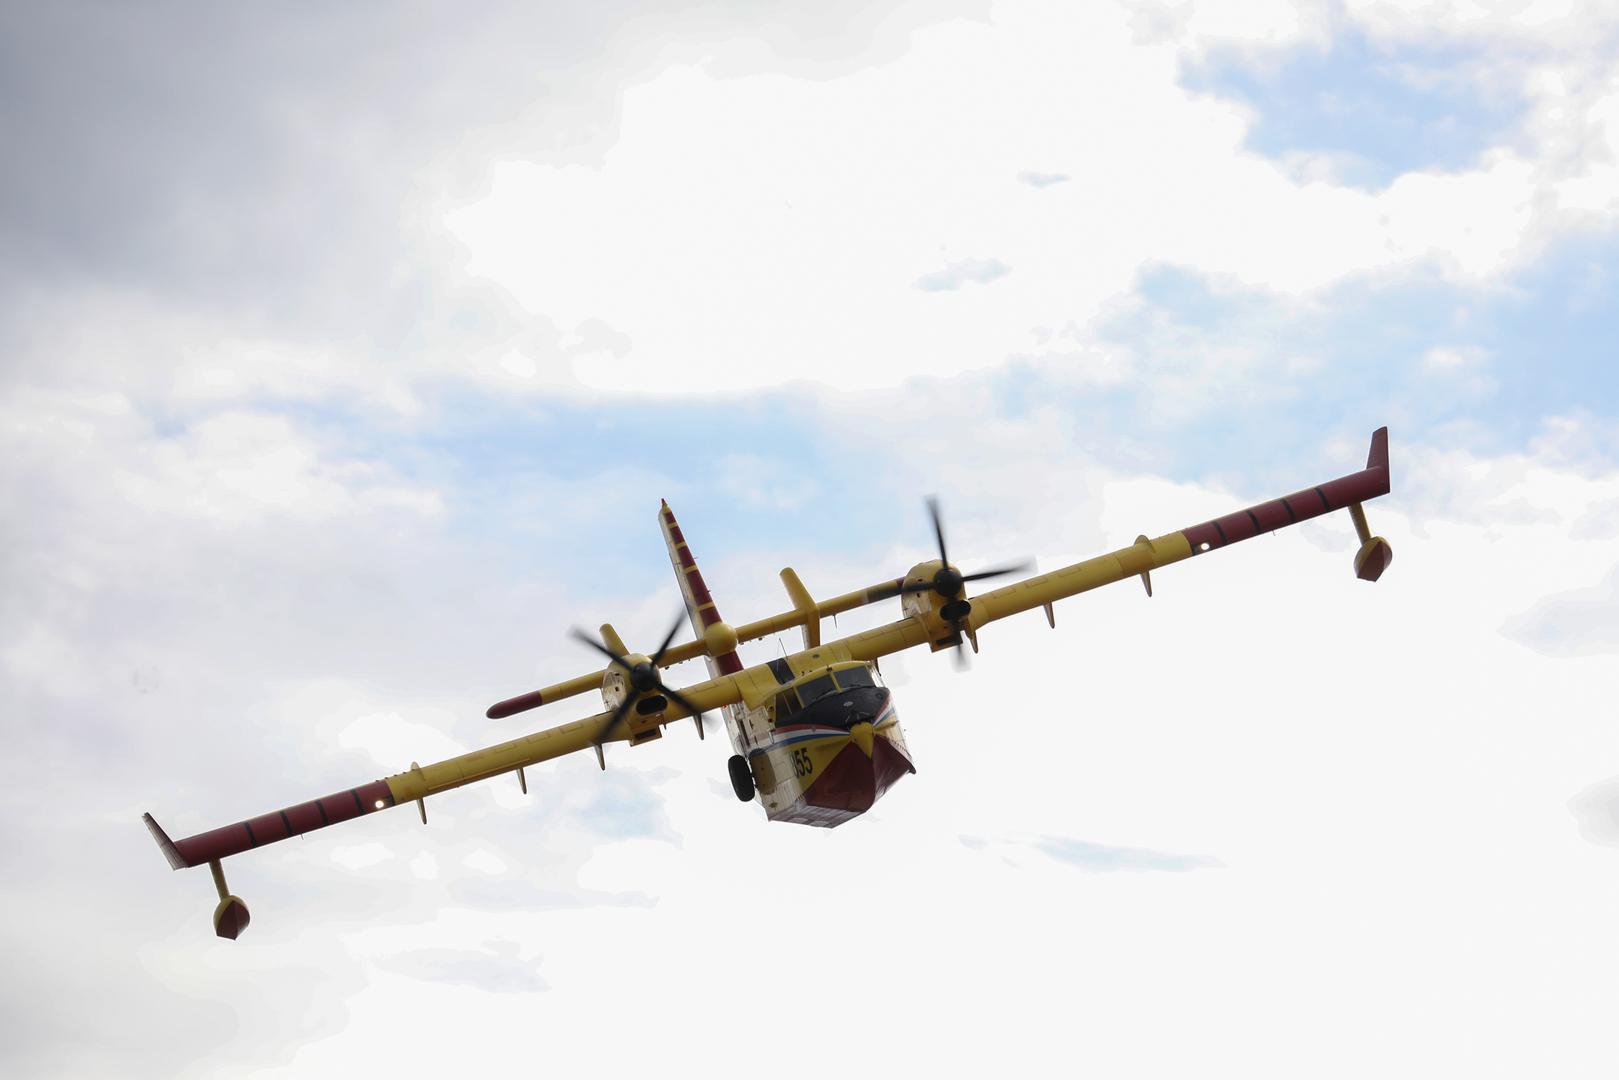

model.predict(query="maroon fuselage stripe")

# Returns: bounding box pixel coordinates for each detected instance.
[661,502,740,678]
[687,571,714,606]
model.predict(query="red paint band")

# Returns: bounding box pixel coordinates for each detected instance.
[1183,461,1390,555]
[687,572,714,606]
[486,688,546,719]
[171,779,397,867]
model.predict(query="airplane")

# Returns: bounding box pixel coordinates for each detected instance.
[145,427,1395,938]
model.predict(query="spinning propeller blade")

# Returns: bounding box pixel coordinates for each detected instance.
[902,498,1033,664]
[571,613,705,744]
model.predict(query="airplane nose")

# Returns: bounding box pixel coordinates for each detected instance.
[849,721,874,758]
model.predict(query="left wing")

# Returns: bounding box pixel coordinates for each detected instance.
[833,426,1393,663]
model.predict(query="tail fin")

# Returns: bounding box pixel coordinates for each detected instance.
[658,501,743,677]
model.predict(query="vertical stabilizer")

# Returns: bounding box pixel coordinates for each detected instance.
[658,501,744,679]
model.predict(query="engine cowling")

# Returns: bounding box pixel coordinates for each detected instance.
[899,560,967,649]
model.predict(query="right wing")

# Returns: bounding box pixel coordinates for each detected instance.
[146,675,748,873]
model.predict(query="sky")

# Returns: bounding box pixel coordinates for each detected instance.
[2,0,1618,1076]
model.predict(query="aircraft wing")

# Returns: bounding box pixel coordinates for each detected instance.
[144,677,745,884]
[838,427,1393,662]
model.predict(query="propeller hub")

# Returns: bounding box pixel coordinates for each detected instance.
[933,566,964,597]
[628,661,659,694]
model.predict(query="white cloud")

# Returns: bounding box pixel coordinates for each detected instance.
[328,708,469,773]
[1016,169,1070,187]
[1343,0,1619,46]
[464,848,510,875]
[112,411,444,525]
[442,1,1612,396]
[1569,776,1619,848]
[7,4,1619,1076]
[330,842,394,871]
[1423,344,1489,370]
[10,383,1619,1077]
[913,256,1012,291]
[1505,563,1619,655]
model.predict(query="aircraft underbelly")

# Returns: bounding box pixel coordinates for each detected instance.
[748,719,915,828]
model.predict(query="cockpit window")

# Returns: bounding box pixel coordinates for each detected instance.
[796,674,837,707]
[835,667,874,690]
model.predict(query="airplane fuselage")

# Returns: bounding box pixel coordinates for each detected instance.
[722,663,914,826]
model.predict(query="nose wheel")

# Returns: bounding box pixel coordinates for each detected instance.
[727,755,755,802]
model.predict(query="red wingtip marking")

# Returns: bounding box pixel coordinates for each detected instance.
[143,812,189,870]
[487,689,546,719]
[1367,426,1389,472]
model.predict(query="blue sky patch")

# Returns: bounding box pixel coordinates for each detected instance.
[1037,836,1222,872]
[1183,32,1527,188]
[1090,229,1619,485]
[221,233,1618,584]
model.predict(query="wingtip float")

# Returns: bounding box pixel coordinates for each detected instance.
[149,427,1395,938]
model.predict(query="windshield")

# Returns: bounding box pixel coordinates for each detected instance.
[773,666,887,729]
[796,674,837,707]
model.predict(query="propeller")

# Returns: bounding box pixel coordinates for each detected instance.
[899,497,1033,666]
[570,613,706,744]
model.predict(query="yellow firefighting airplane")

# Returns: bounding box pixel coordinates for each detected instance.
[146,428,1394,938]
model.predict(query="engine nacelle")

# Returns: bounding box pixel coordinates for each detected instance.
[898,560,944,621]
[899,560,969,650]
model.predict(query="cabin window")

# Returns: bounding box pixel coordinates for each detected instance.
[797,674,837,708]
[835,667,874,690]
[773,690,800,720]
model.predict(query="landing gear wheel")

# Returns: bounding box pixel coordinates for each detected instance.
[727,754,755,802]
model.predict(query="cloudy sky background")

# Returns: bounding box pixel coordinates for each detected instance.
[3,0,1618,1075]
